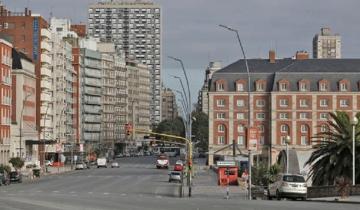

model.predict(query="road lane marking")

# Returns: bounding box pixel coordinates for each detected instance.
[103,192,110,195]
[121,193,127,196]
[52,191,59,193]
[88,192,93,194]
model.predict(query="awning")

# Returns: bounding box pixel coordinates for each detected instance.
[25,140,57,145]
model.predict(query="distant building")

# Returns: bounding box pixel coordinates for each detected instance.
[161,87,178,121]
[198,61,222,114]
[70,24,86,38]
[11,49,37,163]
[313,27,341,59]
[88,0,162,125]
[0,38,12,164]
[208,51,360,166]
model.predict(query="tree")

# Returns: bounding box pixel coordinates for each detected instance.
[9,157,24,171]
[154,117,186,142]
[191,111,209,152]
[0,164,11,174]
[251,163,281,186]
[305,111,360,186]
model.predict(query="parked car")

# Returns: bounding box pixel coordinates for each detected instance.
[156,154,169,169]
[268,174,307,200]
[75,162,85,170]
[9,171,22,183]
[111,162,119,168]
[0,172,10,186]
[115,154,123,158]
[168,171,182,183]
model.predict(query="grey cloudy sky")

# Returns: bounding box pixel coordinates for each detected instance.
[3,0,360,102]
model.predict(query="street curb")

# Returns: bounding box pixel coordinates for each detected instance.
[306,199,360,205]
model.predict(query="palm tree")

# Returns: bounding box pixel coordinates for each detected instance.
[305,111,360,186]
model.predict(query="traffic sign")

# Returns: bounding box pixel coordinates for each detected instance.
[247,127,259,151]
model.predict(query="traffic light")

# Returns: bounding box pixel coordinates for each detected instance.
[188,160,192,170]
[125,123,133,136]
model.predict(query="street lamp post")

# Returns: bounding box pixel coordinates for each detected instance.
[168,56,192,197]
[19,92,33,159]
[351,117,358,186]
[285,135,291,174]
[219,24,252,200]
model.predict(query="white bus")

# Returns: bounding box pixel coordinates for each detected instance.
[154,146,180,157]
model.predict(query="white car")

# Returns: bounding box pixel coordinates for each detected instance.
[97,158,107,168]
[75,163,85,170]
[111,162,119,168]
[168,171,182,183]
[268,174,307,200]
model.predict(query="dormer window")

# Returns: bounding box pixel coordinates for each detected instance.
[339,79,349,92]
[298,80,309,92]
[319,82,328,91]
[278,80,289,91]
[237,83,244,91]
[216,80,226,91]
[255,80,266,92]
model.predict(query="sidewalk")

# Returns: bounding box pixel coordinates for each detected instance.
[22,165,74,181]
[191,167,247,199]
[308,196,360,204]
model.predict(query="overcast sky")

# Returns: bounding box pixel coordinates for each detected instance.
[3,0,360,103]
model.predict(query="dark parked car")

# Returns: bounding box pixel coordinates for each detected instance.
[9,171,22,183]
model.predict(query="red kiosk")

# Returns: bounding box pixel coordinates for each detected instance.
[217,161,238,186]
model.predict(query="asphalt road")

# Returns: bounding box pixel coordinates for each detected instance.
[0,156,358,210]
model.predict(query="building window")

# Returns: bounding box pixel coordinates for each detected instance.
[279,99,289,107]
[299,99,308,107]
[320,99,329,107]
[320,113,328,120]
[237,99,245,107]
[299,83,308,91]
[217,99,225,107]
[237,83,244,91]
[279,83,288,91]
[216,113,226,119]
[259,136,265,145]
[237,124,244,133]
[301,124,309,133]
[218,124,225,132]
[256,99,265,107]
[280,124,289,133]
[279,113,289,119]
[301,136,308,145]
[218,136,225,144]
[281,136,287,145]
[237,135,244,145]
[320,124,329,132]
[217,83,225,91]
[320,82,328,91]
[256,82,265,91]
[340,83,348,91]
[237,113,245,120]
[256,113,265,120]
[340,99,349,107]
[300,112,309,119]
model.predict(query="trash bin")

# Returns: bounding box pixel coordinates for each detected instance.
[33,169,40,177]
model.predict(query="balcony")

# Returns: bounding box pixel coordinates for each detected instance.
[41,41,51,52]
[40,93,52,102]
[40,119,53,128]
[40,106,53,115]
[40,80,52,90]
[41,28,51,39]
[41,54,52,65]
[41,67,52,77]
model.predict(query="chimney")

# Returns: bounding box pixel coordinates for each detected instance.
[29,10,31,16]
[269,50,276,63]
[295,51,309,60]
[25,7,28,16]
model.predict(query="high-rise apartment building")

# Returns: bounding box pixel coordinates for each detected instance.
[313,27,341,59]
[198,61,222,114]
[88,0,161,125]
[161,87,177,121]
[0,38,12,164]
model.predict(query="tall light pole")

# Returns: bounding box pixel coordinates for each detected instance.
[175,90,189,112]
[351,117,358,186]
[19,92,33,159]
[285,135,291,174]
[219,24,252,200]
[168,56,192,197]
[171,75,189,107]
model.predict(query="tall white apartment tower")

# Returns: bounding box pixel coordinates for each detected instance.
[313,27,341,59]
[88,0,161,125]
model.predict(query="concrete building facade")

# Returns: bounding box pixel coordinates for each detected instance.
[11,49,37,164]
[88,0,161,125]
[161,87,177,121]
[313,27,341,59]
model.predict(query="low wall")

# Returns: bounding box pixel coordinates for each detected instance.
[308,185,360,198]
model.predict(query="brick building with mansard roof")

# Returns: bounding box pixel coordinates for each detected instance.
[207,51,360,168]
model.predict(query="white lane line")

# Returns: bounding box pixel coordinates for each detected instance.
[52,191,59,193]
[70,191,76,194]
[103,192,110,195]
[121,193,127,196]
[36,190,42,193]
[156,195,162,198]
[88,192,93,194]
